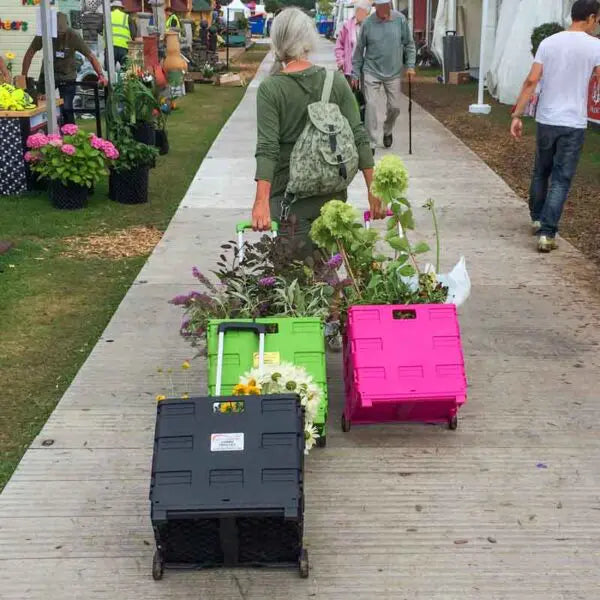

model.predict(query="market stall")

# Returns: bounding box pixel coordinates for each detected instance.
[0,99,62,196]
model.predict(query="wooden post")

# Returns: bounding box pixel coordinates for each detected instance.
[39,0,58,133]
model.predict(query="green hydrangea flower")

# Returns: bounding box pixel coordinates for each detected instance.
[371,155,409,204]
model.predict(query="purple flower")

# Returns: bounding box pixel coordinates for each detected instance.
[258,276,276,287]
[170,293,191,306]
[192,266,217,292]
[61,123,79,135]
[61,144,76,156]
[326,254,343,270]
[180,318,191,337]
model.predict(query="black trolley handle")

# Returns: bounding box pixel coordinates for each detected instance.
[215,322,267,396]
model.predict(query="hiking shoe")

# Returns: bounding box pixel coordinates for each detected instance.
[383,134,393,148]
[538,235,558,253]
[531,220,541,235]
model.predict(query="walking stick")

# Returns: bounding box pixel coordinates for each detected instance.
[408,75,413,155]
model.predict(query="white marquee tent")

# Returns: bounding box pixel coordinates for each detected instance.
[432,0,576,105]
[225,0,252,22]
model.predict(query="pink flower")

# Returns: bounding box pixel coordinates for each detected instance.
[48,138,63,147]
[24,151,40,162]
[26,133,48,149]
[61,144,76,156]
[90,135,104,150]
[47,133,62,143]
[61,124,79,135]
[102,142,119,160]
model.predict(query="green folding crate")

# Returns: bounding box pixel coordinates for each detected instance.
[207,318,329,446]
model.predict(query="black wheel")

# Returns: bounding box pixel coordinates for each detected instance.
[152,550,164,581]
[299,548,309,578]
[448,415,458,431]
[341,414,351,432]
[316,435,327,448]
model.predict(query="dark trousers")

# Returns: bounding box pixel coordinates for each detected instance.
[529,123,585,238]
[58,83,76,125]
[113,46,128,69]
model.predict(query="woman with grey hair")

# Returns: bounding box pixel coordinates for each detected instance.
[252,7,383,251]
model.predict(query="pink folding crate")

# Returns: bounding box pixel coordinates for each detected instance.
[342,304,467,431]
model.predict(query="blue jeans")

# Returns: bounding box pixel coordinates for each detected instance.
[529,123,585,238]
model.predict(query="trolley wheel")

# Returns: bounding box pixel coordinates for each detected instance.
[152,550,164,581]
[299,548,309,578]
[448,415,458,431]
[341,414,351,432]
[316,435,327,448]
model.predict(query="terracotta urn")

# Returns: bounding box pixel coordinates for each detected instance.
[162,31,188,74]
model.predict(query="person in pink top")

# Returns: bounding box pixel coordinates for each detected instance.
[335,0,372,78]
[335,0,372,122]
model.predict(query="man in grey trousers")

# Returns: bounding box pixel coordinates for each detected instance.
[351,0,416,150]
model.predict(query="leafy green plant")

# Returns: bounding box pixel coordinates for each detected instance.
[109,71,161,126]
[202,63,215,79]
[25,125,118,188]
[531,22,564,56]
[110,122,159,172]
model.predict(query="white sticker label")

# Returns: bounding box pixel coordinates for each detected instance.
[211,432,244,452]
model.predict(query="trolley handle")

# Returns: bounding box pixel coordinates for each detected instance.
[215,321,267,396]
[236,221,279,261]
[363,209,404,238]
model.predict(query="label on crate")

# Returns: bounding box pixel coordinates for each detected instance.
[211,432,244,452]
[253,352,280,368]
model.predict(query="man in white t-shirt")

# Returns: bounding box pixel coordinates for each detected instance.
[511,0,600,253]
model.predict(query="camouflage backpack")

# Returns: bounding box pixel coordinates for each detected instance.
[285,70,359,204]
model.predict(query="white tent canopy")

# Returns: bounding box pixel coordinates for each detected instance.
[225,0,252,21]
[432,0,575,105]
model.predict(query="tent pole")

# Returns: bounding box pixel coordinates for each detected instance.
[40,0,57,134]
[408,0,414,35]
[425,0,431,46]
[447,0,456,32]
[102,0,116,85]
[468,0,491,114]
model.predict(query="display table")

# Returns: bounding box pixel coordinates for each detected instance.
[0,101,62,196]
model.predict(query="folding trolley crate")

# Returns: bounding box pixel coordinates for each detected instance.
[150,325,309,580]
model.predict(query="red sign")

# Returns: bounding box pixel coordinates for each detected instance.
[589,76,600,124]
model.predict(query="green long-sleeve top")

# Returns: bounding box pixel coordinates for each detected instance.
[255,66,374,200]
[352,11,416,81]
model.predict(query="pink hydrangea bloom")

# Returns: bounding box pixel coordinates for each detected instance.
[90,135,105,150]
[47,133,62,142]
[101,141,119,160]
[24,151,39,162]
[26,133,49,149]
[61,124,79,135]
[61,144,76,156]
[48,138,63,147]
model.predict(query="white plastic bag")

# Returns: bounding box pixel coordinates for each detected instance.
[438,256,471,307]
[399,257,471,307]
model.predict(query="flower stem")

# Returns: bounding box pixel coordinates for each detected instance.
[429,199,441,273]
[337,240,361,299]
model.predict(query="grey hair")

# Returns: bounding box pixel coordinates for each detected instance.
[354,0,372,12]
[270,7,319,74]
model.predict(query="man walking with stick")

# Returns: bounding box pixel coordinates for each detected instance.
[351,0,416,151]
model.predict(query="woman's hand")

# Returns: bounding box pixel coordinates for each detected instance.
[368,192,386,220]
[252,181,272,231]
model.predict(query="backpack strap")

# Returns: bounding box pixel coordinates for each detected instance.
[321,70,335,103]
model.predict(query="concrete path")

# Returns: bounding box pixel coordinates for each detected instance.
[2,38,600,599]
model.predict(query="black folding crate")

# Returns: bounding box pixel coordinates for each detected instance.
[150,394,308,579]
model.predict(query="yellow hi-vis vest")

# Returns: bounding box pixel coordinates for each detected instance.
[111,9,132,49]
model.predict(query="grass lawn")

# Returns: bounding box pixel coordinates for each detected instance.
[0,46,268,491]
[404,74,600,262]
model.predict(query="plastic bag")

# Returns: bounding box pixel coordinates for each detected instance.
[438,257,471,307]
[399,257,471,307]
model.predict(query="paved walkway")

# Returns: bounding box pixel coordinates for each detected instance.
[2,38,600,599]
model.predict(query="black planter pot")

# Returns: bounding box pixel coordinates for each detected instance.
[108,169,116,200]
[49,180,88,210]
[155,129,169,156]
[112,167,150,204]
[133,121,156,146]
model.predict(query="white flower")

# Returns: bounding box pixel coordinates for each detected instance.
[238,362,324,454]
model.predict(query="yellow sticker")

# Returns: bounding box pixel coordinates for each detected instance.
[253,352,280,368]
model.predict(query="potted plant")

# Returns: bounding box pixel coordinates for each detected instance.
[200,63,215,84]
[109,123,159,204]
[109,70,161,146]
[25,125,118,209]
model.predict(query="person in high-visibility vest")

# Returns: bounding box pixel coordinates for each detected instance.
[165,8,182,31]
[110,0,136,68]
